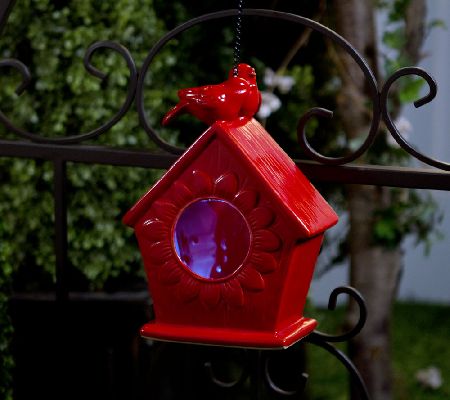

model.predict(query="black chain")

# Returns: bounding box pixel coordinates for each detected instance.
[233,0,244,76]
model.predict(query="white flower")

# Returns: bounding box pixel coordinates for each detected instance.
[395,115,413,137]
[387,115,412,147]
[415,366,443,390]
[276,75,296,94]
[257,91,281,119]
[263,68,296,94]
[263,68,276,87]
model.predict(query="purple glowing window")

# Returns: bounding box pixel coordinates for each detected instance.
[173,199,251,280]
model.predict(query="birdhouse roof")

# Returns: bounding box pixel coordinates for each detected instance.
[124,118,338,238]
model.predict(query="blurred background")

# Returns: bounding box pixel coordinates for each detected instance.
[310,0,450,306]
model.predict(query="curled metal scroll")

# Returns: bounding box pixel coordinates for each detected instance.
[137,10,445,171]
[0,40,137,144]
[305,335,370,400]
[380,67,450,171]
[312,285,366,342]
[0,58,31,95]
[204,359,249,389]
[264,357,308,396]
[2,9,443,171]
[136,8,380,156]
[305,286,369,399]
[205,285,369,398]
[205,350,308,397]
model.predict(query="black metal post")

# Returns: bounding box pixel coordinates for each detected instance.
[53,158,69,304]
[0,0,16,34]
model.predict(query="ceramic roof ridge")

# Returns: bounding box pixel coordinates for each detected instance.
[123,118,338,238]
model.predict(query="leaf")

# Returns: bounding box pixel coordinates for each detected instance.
[374,219,398,243]
[428,19,447,30]
[383,28,406,50]
[399,78,425,104]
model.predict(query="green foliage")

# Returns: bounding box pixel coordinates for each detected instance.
[66,164,163,287]
[380,0,425,107]
[392,303,450,400]
[263,64,317,150]
[0,2,182,394]
[262,1,444,275]
[1,0,178,141]
[385,0,413,22]
[373,189,443,251]
[308,302,450,399]
[398,77,425,104]
[383,28,407,50]
[0,2,246,393]
[0,220,13,400]
[0,0,188,289]
[0,1,252,395]
[372,1,443,254]
[380,0,444,107]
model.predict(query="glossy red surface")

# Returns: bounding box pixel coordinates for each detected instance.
[173,198,251,280]
[124,111,338,349]
[140,317,318,349]
[221,119,339,237]
[162,64,261,126]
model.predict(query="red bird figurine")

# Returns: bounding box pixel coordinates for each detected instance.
[162,63,261,126]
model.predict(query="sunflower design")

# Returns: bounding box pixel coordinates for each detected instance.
[137,169,282,309]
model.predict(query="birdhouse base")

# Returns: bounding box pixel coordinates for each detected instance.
[140,317,317,349]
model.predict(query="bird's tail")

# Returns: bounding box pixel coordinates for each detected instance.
[161,102,187,126]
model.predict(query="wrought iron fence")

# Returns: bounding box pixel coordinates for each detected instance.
[1,5,450,400]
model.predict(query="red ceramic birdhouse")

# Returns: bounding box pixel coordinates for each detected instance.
[123,118,338,349]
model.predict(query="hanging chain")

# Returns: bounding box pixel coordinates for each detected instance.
[233,0,244,76]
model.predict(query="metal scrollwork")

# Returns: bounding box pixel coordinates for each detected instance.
[204,359,249,389]
[135,9,446,172]
[305,286,370,399]
[264,356,308,396]
[205,285,369,399]
[0,58,31,96]
[1,9,444,172]
[311,285,366,342]
[380,67,450,171]
[0,40,137,144]
[136,10,240,155]
[137,9,381,157]
[305,335,369,400]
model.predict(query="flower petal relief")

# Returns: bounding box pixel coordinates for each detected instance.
[139,168,282,309]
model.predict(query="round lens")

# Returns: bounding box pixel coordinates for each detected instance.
[173,199,251,280]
